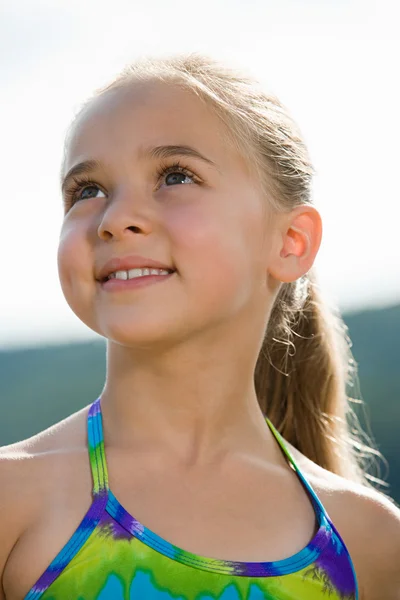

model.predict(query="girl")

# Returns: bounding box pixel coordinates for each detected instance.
[0,53,399,600]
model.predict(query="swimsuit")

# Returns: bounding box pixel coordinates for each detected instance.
[25,397,359,599]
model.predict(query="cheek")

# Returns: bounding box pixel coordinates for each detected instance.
[168,203,259,304]
[170,195,261,265]
[57,222,91,299]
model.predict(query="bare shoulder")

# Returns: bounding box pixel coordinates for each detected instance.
[0,444,35,599]
[0,403,90,481]
[288,444,400,600]
[0,405,89,597]
[0,402,90,500]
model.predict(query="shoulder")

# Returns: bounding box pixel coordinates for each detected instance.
[0,403,90,488]
[339,483,400,599]
[0,401,90,500]
[296,452,400,600]
[0,406,90,590]
[0,444,41,597]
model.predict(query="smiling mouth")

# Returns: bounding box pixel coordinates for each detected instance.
[98,269,176,283]
[99,270,176,290]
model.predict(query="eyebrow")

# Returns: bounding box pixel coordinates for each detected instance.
[61,145,218,193]
[143,145,218,170]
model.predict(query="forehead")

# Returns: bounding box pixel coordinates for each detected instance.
[64,80,243,172]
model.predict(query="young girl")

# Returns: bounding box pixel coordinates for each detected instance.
[0,53,399,600]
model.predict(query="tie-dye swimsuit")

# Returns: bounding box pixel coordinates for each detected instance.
[25,397,359,599]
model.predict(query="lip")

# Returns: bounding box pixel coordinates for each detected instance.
[100,271,174,292]
[96,255,175,282]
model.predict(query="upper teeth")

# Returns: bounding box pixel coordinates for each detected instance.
[107,268,171,280]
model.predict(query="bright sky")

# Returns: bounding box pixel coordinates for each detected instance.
[1,0,399,349]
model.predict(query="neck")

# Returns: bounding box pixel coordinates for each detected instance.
[99,336,277,467]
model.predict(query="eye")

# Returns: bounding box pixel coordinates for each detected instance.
[164,171,193,186]
[78,184,106,201]
[63,177,106,209]
[157,162,201,189]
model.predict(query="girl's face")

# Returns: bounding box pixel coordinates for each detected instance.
[58,81,276,348]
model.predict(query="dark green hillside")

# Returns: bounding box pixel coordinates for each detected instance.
[343,303,400,501]
[1,303,399,503]
[0,340,106,442]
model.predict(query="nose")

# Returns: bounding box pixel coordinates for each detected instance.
[97,188,154,241]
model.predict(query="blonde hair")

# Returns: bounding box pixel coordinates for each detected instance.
[72,52,389,492]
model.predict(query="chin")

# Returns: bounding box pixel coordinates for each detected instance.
[95,317,185,350]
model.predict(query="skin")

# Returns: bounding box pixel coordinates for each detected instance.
[0,81,399,600]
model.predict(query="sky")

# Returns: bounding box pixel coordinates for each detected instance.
[1,0,399,349]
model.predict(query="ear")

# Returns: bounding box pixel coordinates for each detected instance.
[268,205,323,284]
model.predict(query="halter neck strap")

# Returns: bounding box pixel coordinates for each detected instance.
[87,397,109,494]
[86,396,326,519]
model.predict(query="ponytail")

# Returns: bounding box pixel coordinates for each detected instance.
[255,267,383,487]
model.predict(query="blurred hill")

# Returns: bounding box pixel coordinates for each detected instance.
[0,303,399,504]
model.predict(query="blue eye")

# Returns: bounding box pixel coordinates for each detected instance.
[157,162,200,188]
[164,171,194,186]
[79,185,106,200]
[63,177,106,210]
